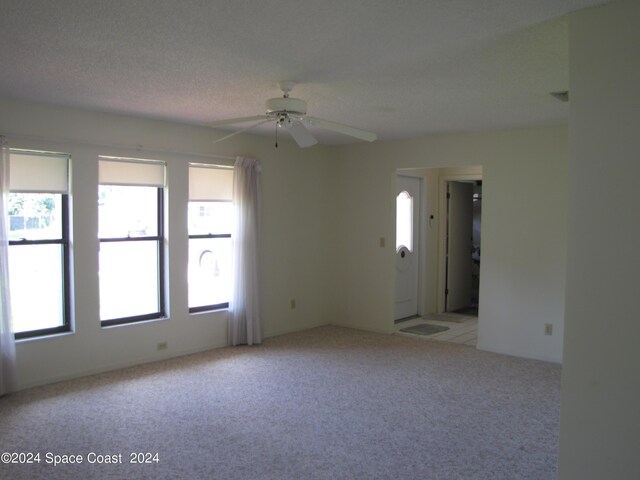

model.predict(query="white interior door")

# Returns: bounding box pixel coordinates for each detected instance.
[395,175,420,320]
[446,181,473,312]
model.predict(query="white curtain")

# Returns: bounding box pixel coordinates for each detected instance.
[229,157,262,346]
[0,136,17,395]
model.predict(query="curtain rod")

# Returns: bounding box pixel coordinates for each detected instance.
[2,131,236,162]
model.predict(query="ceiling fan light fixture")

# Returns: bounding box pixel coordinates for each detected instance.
[265,97,307,116]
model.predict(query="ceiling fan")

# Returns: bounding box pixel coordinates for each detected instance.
[207,81,377,148]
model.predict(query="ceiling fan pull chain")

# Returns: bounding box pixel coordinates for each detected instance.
[275,120,279,148]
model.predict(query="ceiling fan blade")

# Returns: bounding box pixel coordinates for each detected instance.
[212,119,274,145]
[207,115,269,127]
[287,120,317,148]
[304,116,377,142]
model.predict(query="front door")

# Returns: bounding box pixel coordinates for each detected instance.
[395,175,420,320]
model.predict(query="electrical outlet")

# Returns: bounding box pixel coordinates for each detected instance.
[157,341,168,351]
[290,299,296,310]
[544,324,553,336]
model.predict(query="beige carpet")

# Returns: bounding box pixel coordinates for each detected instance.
[0,326,561,479]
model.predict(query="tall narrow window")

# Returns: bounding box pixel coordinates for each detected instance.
[8,150,71,339]
[98,157,166,326]
[188,164,233,313]
[396,190,413,252]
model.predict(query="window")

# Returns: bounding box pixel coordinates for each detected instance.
[8,150,71,339]
[98,157,166,326]
[396,190,413,252]
[188,164,234,312]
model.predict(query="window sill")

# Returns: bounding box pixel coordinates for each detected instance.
[101,315,170,329]
[15,330,75,344]
[189,307,229,316]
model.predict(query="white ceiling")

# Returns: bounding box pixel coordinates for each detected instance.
[0,0,610,144]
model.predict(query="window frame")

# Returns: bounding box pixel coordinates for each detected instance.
[188,230,232,314]
[98,187,166,327]
[187,164,234,314]
[9,193,71,340]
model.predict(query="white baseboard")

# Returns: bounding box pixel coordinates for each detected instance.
[476,342,562,364]
[264,321,329,339]
[328,320,392,335]
[17,341,228,391]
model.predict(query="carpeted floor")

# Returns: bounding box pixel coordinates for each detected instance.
[0,326,561,479]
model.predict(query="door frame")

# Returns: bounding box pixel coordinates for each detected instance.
[437,174,482,313]
[394,172,427,319]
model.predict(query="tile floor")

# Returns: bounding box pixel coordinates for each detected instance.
[395,313,478,346]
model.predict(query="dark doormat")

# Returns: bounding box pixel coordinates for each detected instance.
[400,323,450,336]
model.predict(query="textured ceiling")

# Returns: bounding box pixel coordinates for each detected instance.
[0,0,610,144]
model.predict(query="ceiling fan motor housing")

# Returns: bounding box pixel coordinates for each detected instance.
[265,97,307,116]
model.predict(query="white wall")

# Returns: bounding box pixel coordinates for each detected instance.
[332,126,568,362]
[0,96,335,389]
[559,1,640,478]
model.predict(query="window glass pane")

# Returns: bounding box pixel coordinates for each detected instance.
[99,241,159,320]
[8,193,62,241]
[396,191,413,252]
[188,202,233,235]
[9,244,64,333]
[98,186,158,238]
[188,237,232,309]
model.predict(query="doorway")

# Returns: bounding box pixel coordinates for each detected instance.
[394,175,421,321]
[392,166,482,342]
[444,180,481,316]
